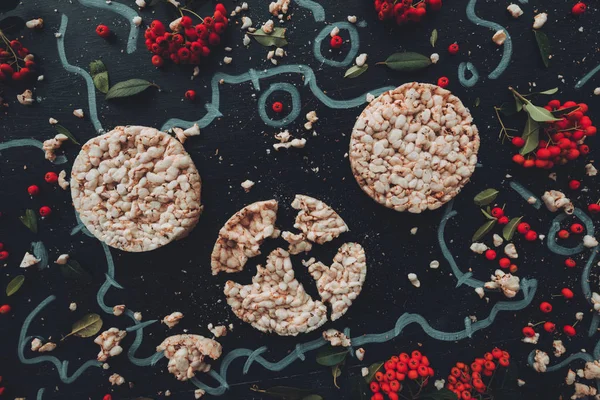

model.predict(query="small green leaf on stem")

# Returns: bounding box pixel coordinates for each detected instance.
[363,362,384,383]
[62,313,103,340]
[105,79,158,100]
[90,60,110,94]
[472,220,497,242]
[249,27,288,47]
[474,97,480,107]
[54,124,79,145]
[533,30,552,68]
[316,345,348,366]
[474,189,499,206]
[503,216,523,241]
[344,64,368,79]
[19,209,37,233]
[481,208,496,220]
[538,87,558,95]
[6,275,25,296]
[376,52,432,72]
[523,103,561,122]
[430,29,438,47]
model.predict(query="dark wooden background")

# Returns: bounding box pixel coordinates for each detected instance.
[1,0,600,399]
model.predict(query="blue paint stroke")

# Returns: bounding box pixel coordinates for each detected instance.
[160,64,394,131]
[547,208,594,256]
[575,65,600,89]
[257,83,301,128]
[0,139,67,164]
[36,388,45,400]
[527,350,593,372]
[581,249,599,304]
[313,22,359,68]
[458,62,479,88]
[57,14,104,133]
[32,241,49,270]
[510,181,541,209]
[293,0,325,22]
[77,0,139,54]
[18,295,102,383]
[466,0,512,79]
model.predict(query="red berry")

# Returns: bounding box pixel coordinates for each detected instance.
[547,99,561,109]
[484,249,496,260]
[208,32,221,47]
[437,76,449,88]
[44,172,58,183]
[184,90,196,101]
[0,251,8,260]
[417,365,429,377]
[566,149,580,161]
[511,137,525,148]
[372,393,384,400]
[0,304,11,314]
[498,357,510,367]
[517,222,530,234]
[151,55,164,67]
[484,360,496,371]
[558,229,570,239]
[522,326,535,337]
[536,148,551,160]
[330,35,343,49]
[498,216,509,225]
[27,185,40,196]
[525,230,537,241]
[570,223,584,234]
[448,43,459,55]
[565,258,576,268]
[509,264,518,273]
[563,325,576,336]
[407,358,419,370]
[586,126,597,136]
[0,63,14,76]
[572,2,587,16]
[580,144,590,155]
[388,393,399,400]
[490,207,504,218]
[180,15,193,28]
[389,380,401,392]
[370,382,380,393]
[103,395,112,400]
[539,301,553,313]
[215,3,227,15]
[396,362,408,373]
[39,206,52,217]
[426,0,442,11]
[491,348,503,359]
[374,371,384,382]
[407,370,418,380]
[561,288,574,299]
[569,180,581,190]
[543,322,556,333]
[96,24,111,39]
[411,350,422,360]
[523,159,535,168]
[589,204,600,214]
[272,101,284,113]
[385,360,397,371]
[499,257,510,268]
[512,154,525,164]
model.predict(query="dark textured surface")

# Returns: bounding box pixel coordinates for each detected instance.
[1,0,600,399]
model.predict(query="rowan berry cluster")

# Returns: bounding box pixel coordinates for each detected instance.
[369,350,434,400]
[145,3,228,67]
[0,36,38,82]
[512,101,594,168]
[446,348,510,399]
[374,0,442,25]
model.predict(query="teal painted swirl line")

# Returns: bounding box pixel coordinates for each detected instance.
[575,64,600,89]
[293,0,325,22]
[547,208,594,256]
[77,0,139,54]
[465,0,512,79]
[527,350,593,372]
[438,200,486,289]
[18,295,102,383]
[313,22,359,68]
[458,62,479,88]
[160,64,394,131]
[0,139,67,164]
[581,249,598,301]
[257,83,302,128]
[589,314,600,338]
[57,15,104,133]
[32,241,49,270]
[36,388,45,400]
[509,181,541,209]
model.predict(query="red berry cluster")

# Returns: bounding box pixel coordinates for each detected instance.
[374,0,442,25]
[0,37,38,82]
[512,101,594,169]
[369,351,434,400]
[145,4,228,67]
[446,349,510,399]
[557,222,585,248]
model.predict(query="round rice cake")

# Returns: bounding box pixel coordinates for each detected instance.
[71,125,203,252]
[349,82,480,213]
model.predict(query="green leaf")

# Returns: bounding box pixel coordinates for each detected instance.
[472,220,497,242]
[249,27,288,47]
[552,105,580,118]
[60,259,92,283]
[250,386,312,400]
[316,346,348,366]
[105,79,157,100]
[523,103,561,122]
[363,362,384,383]
[481,208,496,220]
[421,388,458,400]
[89,60,106,76]
[498,102,518,116]
[344,64,368,79]
[520,117,540,156]
[62,313,103,340]
[19,209,37,234]
[513,94,523,112]
[503,216,523,241]
[474,97,480,107]
[377,52,432,72]
[474,189,499,206]
[533,30,551,68]
[430,29,438,47]
[54,124,80,145]
[6,275,24,296]
[539,87,558,95]
[93,71,110,94]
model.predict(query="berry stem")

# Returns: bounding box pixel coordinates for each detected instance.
[493,106,517,141]
[508,87,530,105]
[181,7,204,22]
[0,30,21,71]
